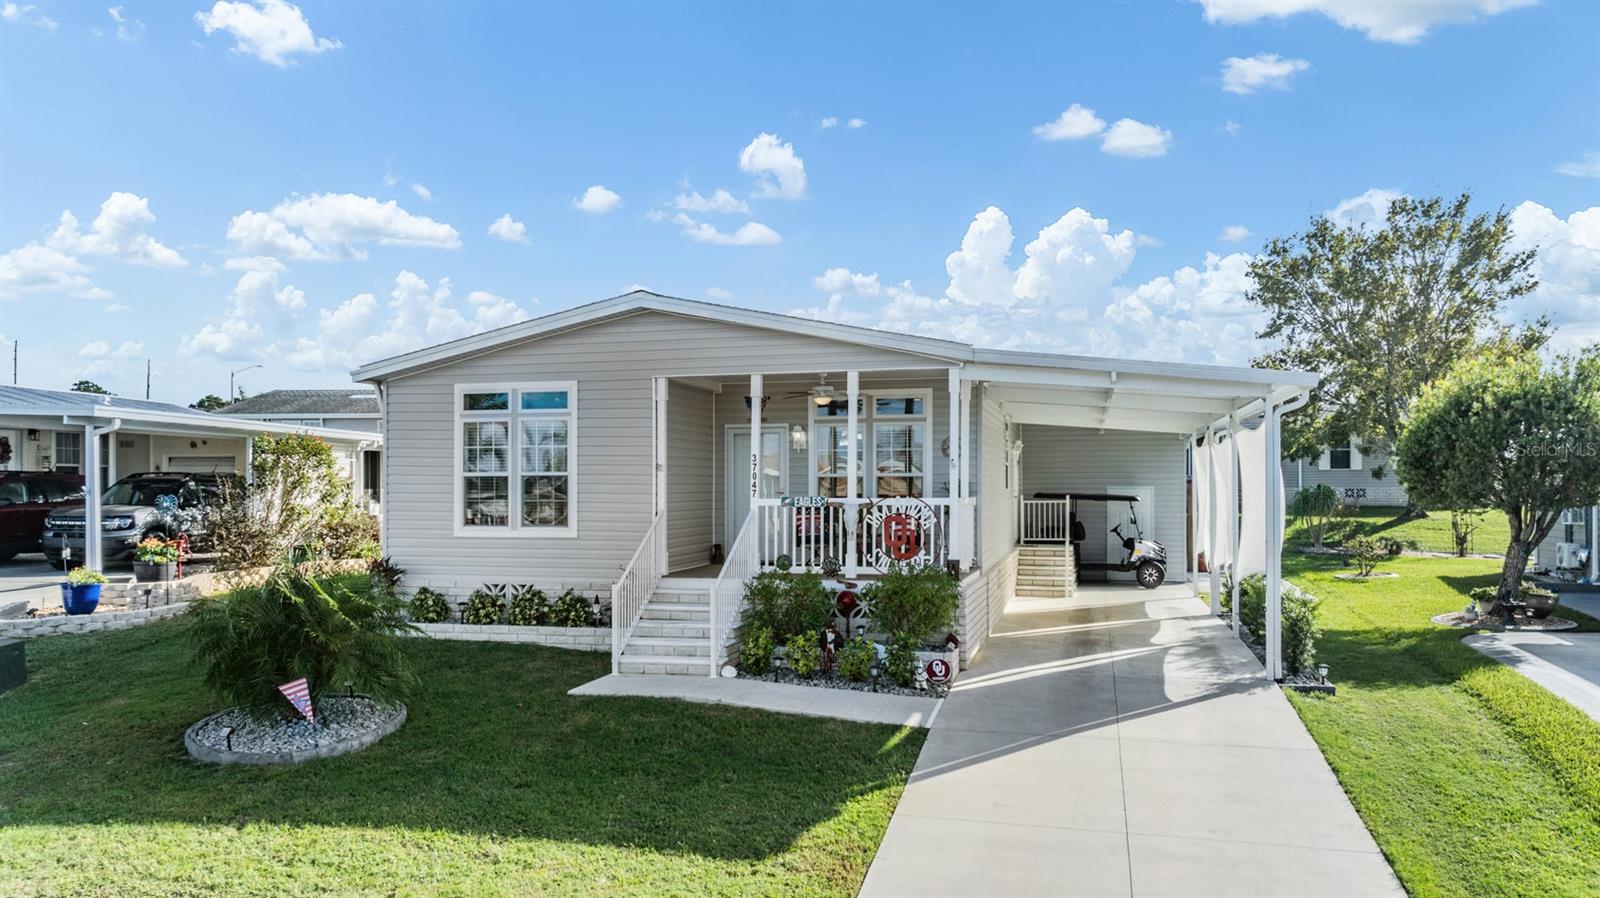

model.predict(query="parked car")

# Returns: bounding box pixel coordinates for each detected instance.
[41,472,235,569]
[0,471,86,562]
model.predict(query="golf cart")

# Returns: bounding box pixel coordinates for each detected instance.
[1034,492,1168,588]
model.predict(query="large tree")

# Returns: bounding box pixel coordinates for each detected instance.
[70,380,109,394]
[190,394,230,412]
[1249,193,1546,465]
[1395,349,1600,608]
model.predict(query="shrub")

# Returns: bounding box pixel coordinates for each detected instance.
[509,586,548,626]
[188,567,415,719]
[864,562,960,643]
[463,589,504,625]
[742,571,834,640]
[1346,535,1385,576]
[408,587,450,624]
[367,556,405,595]
[784,631,822,678]
[1281,592,1321,675]
[884,633,918,688]
[208,434,379,569]
[836,636,875,682]
[546,589,592,627]
[65,566,108,586]
[1289,484,1339,548]
[741,625,775,675]
[134,538,180,564]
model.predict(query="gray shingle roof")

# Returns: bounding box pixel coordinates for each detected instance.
[216,389,379,416]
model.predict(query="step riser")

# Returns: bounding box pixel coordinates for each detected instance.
[650,592,710,605]
[618,662,710,676]
[631,624,710,639]
[640,607,710,622]
[625,646,709,658]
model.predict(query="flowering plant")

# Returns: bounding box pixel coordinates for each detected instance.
[134,537,180,564]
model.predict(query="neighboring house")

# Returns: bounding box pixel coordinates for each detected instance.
[1281,436,1410,507]
[353,290,1318,678]
[1535,505,1598,580]
[0,385,380,570]
[218,389,383,503]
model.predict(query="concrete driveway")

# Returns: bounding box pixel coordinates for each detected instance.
[0,554,63,619]
[1464,630,1600,723]
[860,583,1402,898]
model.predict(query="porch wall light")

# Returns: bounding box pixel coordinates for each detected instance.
[789,424,807,451]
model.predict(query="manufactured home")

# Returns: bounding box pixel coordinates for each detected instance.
[354,291,1317,679]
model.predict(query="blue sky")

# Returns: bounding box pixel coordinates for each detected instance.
[2,0,1596,401]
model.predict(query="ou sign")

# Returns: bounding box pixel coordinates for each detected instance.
[925,658,952,685]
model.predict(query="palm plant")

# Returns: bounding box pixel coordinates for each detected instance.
[189,567,417,719]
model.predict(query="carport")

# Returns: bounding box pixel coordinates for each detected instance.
[964,352,1316,680]
[0,386,379,573]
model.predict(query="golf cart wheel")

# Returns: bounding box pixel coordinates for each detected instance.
[1136,560,1165,589]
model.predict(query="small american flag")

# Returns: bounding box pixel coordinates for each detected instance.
[278,677,315,724]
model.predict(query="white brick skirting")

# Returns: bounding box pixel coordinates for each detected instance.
[406,622,609,652]
[0,602,189,639]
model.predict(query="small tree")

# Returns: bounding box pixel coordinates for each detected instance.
[1449,509,1482,558]
[71,380,109,394]
[191,394,230,411]
[1396,349,1600,609]
[1289,484,1340,548]
[209,434,379,568]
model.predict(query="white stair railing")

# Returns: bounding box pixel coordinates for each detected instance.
[611,512,666,674]
[708,509,759,676]
[1021,497,1070,543]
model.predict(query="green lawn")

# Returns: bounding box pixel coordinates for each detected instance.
[1286,506,1513,555]
[0,620,925,898]
[1281,555,1600,898]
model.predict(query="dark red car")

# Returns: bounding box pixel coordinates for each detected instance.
[0,471,85,563]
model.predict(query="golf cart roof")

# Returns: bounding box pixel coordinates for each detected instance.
[1033,492,1143,503]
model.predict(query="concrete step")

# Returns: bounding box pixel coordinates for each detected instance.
[650,591,711,604]
[640,602,710,621]
[624,636,710,657]
[1017,577,1067,588]
[617,655,712,676]
[1015,586,1069,598]
[631,622,710,639]
[1017,565,1068,577]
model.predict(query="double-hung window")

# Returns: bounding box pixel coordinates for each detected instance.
[54,432,83,474]
[871,394,928,498]
[813,397,863,498]
[456,383,576,536]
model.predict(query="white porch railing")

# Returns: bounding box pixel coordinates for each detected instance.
[611,511,666,673]
[1021,496,1071,543]
[708,509,759,675]
[751,497,960,573]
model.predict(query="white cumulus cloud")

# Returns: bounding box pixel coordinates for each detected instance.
[674,189,748,214]
[1198,0,1535,45]
[1100,119,1172,158]
[1,2,55,29]
[47,192,187,268]
[227,192,460,260]
[573,185,622,214]
[1326,187,1404,230]
[410,183,432,201]
[487,213,529,244]
[1506,202,1600,355]
[0,244,111,302]
[194,0,341,66]
[673,214,781,246]
[1219,224,1252,242]
[1221,53,1310,93]
[739,133,807,199]
[1033,104,1106,141]
[1556,151,1600,179]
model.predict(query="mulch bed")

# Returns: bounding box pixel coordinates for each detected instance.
[1430,611,1578,632]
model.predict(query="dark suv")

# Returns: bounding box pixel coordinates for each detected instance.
[0,471,86,562]
[41,472,234,569]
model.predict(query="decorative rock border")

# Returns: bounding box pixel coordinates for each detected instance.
[405,622,609,652]
[0,602,188,639]
[184,701,407,765]
[1430,611,1579,632]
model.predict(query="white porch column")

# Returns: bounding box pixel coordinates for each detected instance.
[1264,404,1284,681]
[947,367,962,571]
[1228,413,1242,634]
[958,378,973,568]
[1206,431,1221,615]
[654,377,668,517]
[747,374,762,505]
[845,370,860,577]
[82,423,101,573]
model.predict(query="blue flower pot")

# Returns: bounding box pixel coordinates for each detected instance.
[61,583,102,616]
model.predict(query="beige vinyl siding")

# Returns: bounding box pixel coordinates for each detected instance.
[1281,446,1408,506]
[1018,425,1188,581]
[666,381,714,571]
[381,310,951,587]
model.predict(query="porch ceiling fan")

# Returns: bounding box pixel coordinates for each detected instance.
[783,375,841,406]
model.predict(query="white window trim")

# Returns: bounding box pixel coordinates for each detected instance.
[452,381,577,539]
[807,389,933,499]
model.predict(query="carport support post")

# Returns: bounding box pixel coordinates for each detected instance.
[1206,429,1221,616]
[947,367,962,571]
[845,370,860,578]
[82,423,101,573]
[1264,404,1283,681]
[1228,413,1241,635]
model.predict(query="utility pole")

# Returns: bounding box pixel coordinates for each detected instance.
[10,340,15,385]
[145,359,151,399]
[229,363,262,402]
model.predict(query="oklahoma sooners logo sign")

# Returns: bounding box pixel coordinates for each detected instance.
[864,498,942,571]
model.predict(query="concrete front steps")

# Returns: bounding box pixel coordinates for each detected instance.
[1015,543,1076,598]
[617,588,713,676]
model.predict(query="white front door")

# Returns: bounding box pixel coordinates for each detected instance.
[1106,484,1152,582]
[726,426,787,545]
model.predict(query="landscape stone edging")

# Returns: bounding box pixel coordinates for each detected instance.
[0,602,189,639]
[184,702,408,766]
[405,622,609,652]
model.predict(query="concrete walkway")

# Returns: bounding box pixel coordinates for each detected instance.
[1464,630,1600,723]
[860,583,1402,898]
[568,672,942,727]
